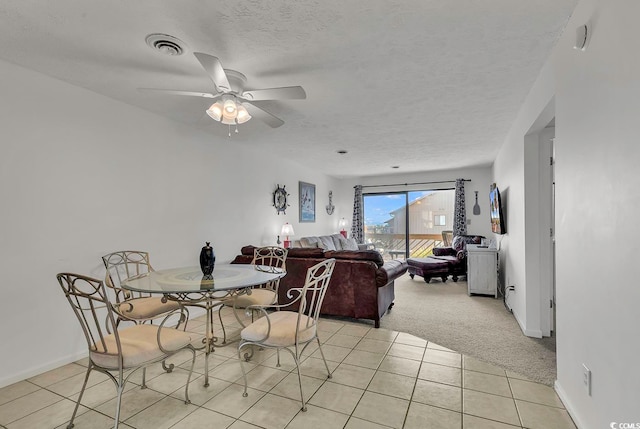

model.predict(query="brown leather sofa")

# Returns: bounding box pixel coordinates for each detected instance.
[232,246,407,327]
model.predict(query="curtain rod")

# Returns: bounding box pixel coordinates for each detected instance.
[358,179,470,189]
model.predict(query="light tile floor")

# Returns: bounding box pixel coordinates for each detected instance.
[0,312,576,429]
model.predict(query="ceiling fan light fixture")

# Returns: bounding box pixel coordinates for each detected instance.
[236,104,251,124]
[206,102,223,121]
[220,116,236,125]
[223,98,237,115]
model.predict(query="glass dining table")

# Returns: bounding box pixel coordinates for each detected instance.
[121,263,285,387]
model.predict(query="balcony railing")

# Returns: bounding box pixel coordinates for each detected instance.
[364,233,444,260]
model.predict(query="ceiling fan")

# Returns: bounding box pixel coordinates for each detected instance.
[139,52,306,130]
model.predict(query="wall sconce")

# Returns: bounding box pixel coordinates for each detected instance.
[338,218,348,238]
[280,223,295,248]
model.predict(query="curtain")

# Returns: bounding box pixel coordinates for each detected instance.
[351,185,364,243]
[453,179,467,236]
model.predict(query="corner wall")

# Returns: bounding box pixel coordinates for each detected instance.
[0,59,345,387]
[492,0,640,426]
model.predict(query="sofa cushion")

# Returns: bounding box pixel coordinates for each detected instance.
[241,245,256,256]
[324,250,384,268]
[287,247,325,258]
[377,260,409,287]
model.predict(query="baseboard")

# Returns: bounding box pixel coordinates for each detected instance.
[512,308,543,338]
[0,349,88,389]
[555,380,586,429]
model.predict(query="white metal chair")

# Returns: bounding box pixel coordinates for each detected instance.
[102,250,189,383]
[218,246,287,342]
[238,258,336,411]
[57,273,198,429]
[102,250,185,326]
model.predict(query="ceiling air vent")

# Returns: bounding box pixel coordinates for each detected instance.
[145,34,186,56]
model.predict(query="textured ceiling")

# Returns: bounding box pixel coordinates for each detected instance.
[0,1,576,178]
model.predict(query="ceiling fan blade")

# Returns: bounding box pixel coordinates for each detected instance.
[193,52,231,92]
[241,86,306,101]
[137,88,221,99]
[243,102,285,128]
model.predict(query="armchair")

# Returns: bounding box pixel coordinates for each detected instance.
[432,234,484,281]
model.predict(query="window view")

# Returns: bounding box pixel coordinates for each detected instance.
[363,189,455,260]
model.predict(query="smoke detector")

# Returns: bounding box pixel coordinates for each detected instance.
[145,34,186,56]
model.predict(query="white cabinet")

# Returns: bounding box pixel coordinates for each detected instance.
[466,244,498,297]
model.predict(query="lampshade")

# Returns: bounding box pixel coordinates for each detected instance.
[281,223,295,237]
[221,115,236,125]
[223,98,237,116]
[206,102,223,121]
[236,104,251,124]
[338,218,348,230]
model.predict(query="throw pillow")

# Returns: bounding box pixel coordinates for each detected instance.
[330,234,344,250]
[318,235,337,251]
[452,235,466,252]
[300,237,320,248]
[339,237,359,251]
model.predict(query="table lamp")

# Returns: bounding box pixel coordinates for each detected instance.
[338,218,348,238]
[281,223,295,248]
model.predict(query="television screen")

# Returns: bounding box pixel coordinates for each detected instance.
[489,183,506,234]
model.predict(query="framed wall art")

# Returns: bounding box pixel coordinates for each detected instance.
[299,181,316,222]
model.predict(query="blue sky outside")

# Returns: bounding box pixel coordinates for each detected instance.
[364,191,432,225]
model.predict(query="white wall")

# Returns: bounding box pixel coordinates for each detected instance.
[493,0,640,426]
[354,167,494,239]
[0,59,346,387]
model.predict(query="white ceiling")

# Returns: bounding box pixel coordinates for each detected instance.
[0,1,576,178]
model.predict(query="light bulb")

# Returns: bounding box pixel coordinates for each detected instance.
[223,99,237,115]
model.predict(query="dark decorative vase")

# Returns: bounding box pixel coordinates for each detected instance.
[199,242,215,275]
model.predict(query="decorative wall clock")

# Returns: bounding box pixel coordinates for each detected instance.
[273,184,289,215]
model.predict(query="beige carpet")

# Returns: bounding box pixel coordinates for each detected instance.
[379,273,557,385]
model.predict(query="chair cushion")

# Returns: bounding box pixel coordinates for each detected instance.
[90,324,195,369]
[241,311,316,347]
[224,289,277,308]
[119,296,181,320]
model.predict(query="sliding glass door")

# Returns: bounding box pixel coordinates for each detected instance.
[363,193,406,259]
[364,189,455,260]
